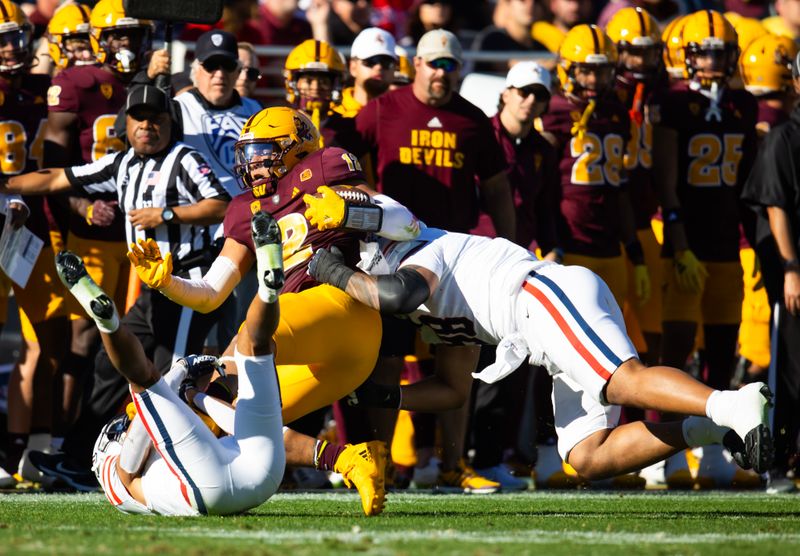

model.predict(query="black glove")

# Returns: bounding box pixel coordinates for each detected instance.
[308,246,354,290]
[347,379,402,409]
[180,354,225,381]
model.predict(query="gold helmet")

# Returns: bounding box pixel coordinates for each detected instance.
[557,24,618,99]
[740,34,798,95]
[47,2,94,70]
[284,39,346,110]
[662,15,689,80]
[681,10,739,87]
[233,107,321,196]
[393,45,414,85]
[725,13,768,53]
[605,6,663,81]
[90,0,153,75]
[0,0,33,74]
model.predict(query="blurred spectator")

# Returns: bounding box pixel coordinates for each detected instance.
[471,0,544,74]
[403,0,455,47]
[181,0,267,44]
[371,0,415,38]
[763,0,800,40]
[309,0,372,46]
[724,0,770,19]
[236,42,263,99]
[335,27,397,117]
[390,44,415,88]
[257,0,313,44]
[548,0,593,33]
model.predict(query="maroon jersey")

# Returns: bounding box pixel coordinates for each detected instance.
[615,78,659,231]
[0,74,52,245]
[224,147,365,293]
[647,82,758,261]
[539,93,631,257]
[756,101,788,138]
[47,63,126,241]
[471,114,558,252]
[355,86,507,232]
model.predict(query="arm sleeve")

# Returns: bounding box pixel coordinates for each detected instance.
[372,193,422,241]
[64,152,121,195]
[160,255,241,313]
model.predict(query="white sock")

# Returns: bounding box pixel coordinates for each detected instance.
[682,416,727,447]
[255,243,283,303]
[705,390,736,429]
[69,275,119,333]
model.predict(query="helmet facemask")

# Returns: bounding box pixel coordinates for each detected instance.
[617,43,662,82]
[566,60,617,101]
[233,139,292,195]
[685,39,738,90]
[98,24,151,74]
[0,25,33,74]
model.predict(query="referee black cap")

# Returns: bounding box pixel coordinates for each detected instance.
[126,85,170,116]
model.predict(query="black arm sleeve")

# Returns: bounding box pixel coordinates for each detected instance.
[376,268,431,314]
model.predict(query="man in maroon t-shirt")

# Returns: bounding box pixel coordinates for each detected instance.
[355,29,515,237]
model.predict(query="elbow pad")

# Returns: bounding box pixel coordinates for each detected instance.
[377,267,429,314]
[372,194,421,241]
[160,256,240,313]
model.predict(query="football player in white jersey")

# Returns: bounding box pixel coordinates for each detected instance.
[55,211,286,516]
[308,228,776,479]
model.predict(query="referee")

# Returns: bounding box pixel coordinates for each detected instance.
[1,84,232,485]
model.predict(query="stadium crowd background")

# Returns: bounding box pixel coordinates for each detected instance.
[0,0,798,497]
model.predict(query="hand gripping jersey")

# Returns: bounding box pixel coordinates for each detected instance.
[539,93,631,257]
[223,146,365,293]
[47,63,127,240]
[0,73,53,244]
[647,82,758,262]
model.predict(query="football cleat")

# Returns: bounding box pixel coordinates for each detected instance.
[251,211,285,293]
[56,251,115,320]
[437,460,501,494]
[475,464,529,491]
[334,441,388,516]
[27,451,98,492]
[728,383,774,474]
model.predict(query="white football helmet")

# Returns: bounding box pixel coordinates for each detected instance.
[91,413,129,484]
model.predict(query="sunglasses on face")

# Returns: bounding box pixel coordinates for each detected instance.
[426,57,458,73]
[241,66,261,81]
[360,56,396,70]
[515,86,548,100]
[202,57,240,73]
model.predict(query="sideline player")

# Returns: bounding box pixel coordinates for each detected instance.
[307,228,776,479]
[56,211,286,515]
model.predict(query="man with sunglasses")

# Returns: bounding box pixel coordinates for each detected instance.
[176,30,262,198]
[353,28,515,492]
[335,27,398,118]
[5,85,232,491]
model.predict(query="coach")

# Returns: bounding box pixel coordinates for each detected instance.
[1,84,231,481]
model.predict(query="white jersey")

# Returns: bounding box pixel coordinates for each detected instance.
[398,229,546,345]
[176,89,261,197]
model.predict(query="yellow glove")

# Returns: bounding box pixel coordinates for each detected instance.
[127,238,173,289]
[303,185,346,231]
[633,264,651,305]
[674,250,708,294]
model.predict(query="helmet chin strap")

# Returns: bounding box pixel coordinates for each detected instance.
[115,48,136,72]
[690,79,723,122]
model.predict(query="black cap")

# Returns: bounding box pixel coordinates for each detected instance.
[195,30,238,63]
[126,85,169,115]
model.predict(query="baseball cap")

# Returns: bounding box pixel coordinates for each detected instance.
[416,29,463,64]
[126,85,169,115]
[505,61,552,95]
[351,27,397,60]
[195,30,238,63]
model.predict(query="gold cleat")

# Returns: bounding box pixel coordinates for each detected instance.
[334,441,388,516]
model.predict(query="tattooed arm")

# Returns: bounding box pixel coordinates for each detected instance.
[308,247,437,314]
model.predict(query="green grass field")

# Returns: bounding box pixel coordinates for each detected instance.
[1,491,799,555]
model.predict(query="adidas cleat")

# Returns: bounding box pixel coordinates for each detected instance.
[251,211,284,292]
[56,251,115,320]
[334,441,388,516]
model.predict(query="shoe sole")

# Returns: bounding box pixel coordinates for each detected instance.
[745,424,774,474]
[55,251,88,288]
[723,429,751,470]
[251,213,285,290]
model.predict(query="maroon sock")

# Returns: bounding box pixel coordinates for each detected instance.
[5,433,28,474]
[315,440,346,472]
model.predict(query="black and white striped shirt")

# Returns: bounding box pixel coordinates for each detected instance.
[65,142,231,274]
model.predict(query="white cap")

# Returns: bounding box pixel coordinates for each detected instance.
[505,61,552,94]
[416,29,463,64]
[351,27,398,60]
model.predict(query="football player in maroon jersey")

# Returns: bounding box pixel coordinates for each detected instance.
[648,10,759,488]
